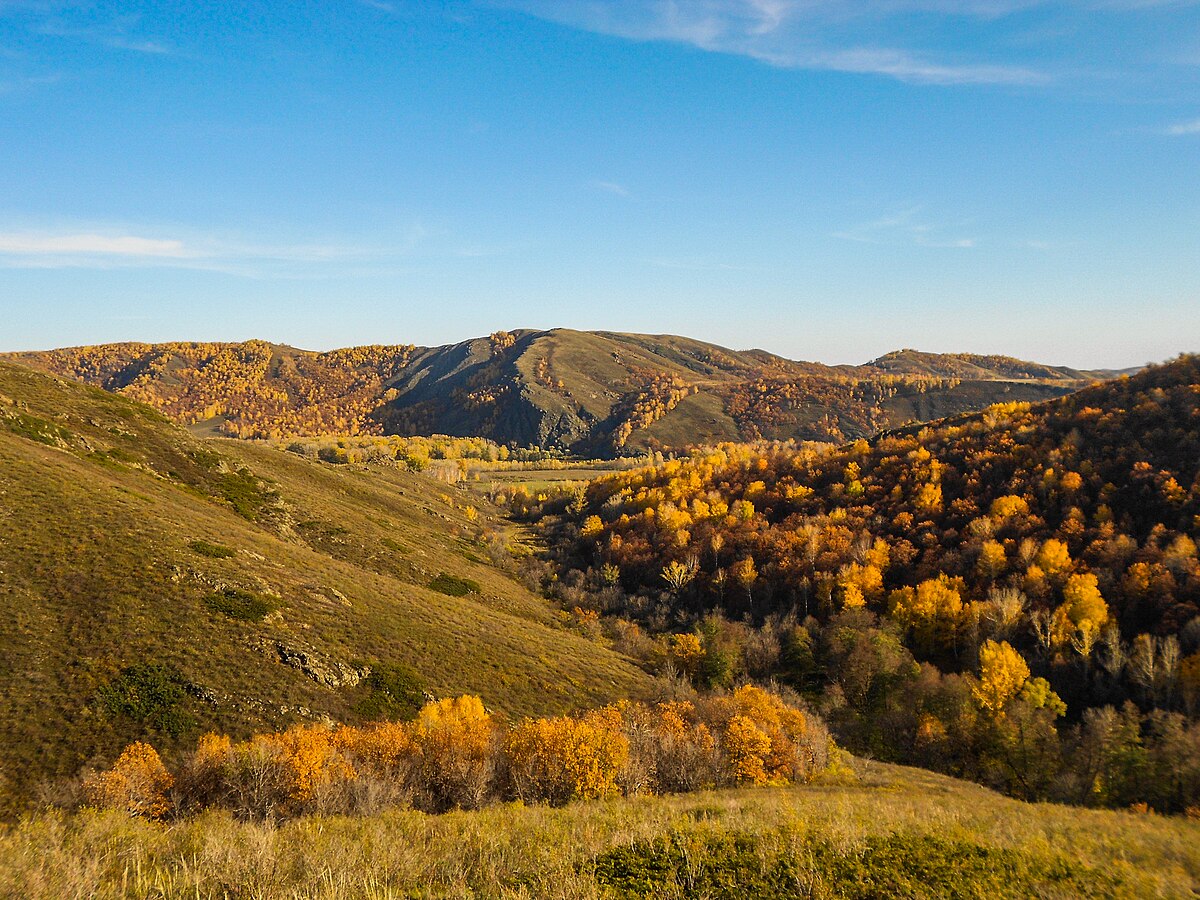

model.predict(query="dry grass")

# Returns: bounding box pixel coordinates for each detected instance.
[0,362,653,814]
[2,762,1198,899]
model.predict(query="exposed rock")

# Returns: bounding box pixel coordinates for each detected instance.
[253,638,370,688]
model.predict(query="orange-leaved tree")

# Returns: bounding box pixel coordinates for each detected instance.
[84,741,174,819]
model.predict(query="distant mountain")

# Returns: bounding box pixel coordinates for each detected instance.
[5,330,1110,454]
[0,361,652,812]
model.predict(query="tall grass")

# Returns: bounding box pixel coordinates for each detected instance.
[2,762,1197,899]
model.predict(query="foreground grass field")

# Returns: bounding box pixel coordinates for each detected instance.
[3,762,1197,899]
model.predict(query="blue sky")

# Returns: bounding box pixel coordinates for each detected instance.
[0,1,1197,367]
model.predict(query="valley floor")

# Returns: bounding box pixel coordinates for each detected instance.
[2,761,1197,899]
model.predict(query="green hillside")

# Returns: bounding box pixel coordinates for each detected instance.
[5,331,1100,455]
[0,361,653,814]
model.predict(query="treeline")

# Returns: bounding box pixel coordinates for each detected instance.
[83,688,833,821]
[531,356,1200,811]
[22,341,417,438]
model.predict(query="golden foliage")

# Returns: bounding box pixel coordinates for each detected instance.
[256,725,356,804]
[668,633,705,676]
[973,640,1030,715]
[84,742,174,819]
[158,690,830,818]
[723,716,773,785]
[505,708,630,804]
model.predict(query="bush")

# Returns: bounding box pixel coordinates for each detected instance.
[352,663,424,722]
[408,696,499,811]
[505,707,629,805]
[428,573,481,596]
[594,831,1119,899]
[96,663,194,736]
[218,469,273,520]
[204,588,275,622]
[164,690,834,819]
[187,539,236,559]
[83,742,173,819]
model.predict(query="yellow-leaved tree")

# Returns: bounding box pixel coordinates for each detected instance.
[973,640,1030,715]
[1053,572,1110,653]
[504,707,629,805]
[410,695,498,811]
[889,575,964,653]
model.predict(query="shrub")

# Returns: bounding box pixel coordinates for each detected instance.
[352,663,424,722]
[505,707,629,805]
[83,742,173,819]
[204,587,275,622]
[625,701,721,794]
[701,685,827,784]
[218,469,273,520]
[595,831,1118,899]
[163,691,833,819]
[428,573,482,596]
[96,663,194,736]
[187,539,236,559]
[408,696,499,811]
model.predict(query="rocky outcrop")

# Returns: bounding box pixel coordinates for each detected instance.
[253,638,370,688]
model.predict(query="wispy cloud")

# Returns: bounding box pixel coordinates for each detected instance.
[0,232,189,257]
[0,226,433,274]
[36,16,173,55]
[1164,117,1200,134]
[502,0,1052,85]
[808,48,1045,85]
[357,0,399,13]
[591,179,631,196]
[833,208,975,247]
[0,72,61,94]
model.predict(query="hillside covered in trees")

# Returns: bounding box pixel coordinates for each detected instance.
[4,331,1108,455]
[537,356,1200,810]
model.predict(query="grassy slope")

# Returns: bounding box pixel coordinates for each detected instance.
[0,362,653,809]
[2,762,1197,898]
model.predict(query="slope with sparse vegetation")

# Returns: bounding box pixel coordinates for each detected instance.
[0,360,654,815]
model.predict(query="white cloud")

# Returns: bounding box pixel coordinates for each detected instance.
[1165,118,1200,134]
[36,18,173,55]
[591,179,631,196]
[808,47,1046,85]
[0,72,62,94]
[832,208,976,247]
[0,226,433,274]
[0,232,190,257]
[502,0,1052,85]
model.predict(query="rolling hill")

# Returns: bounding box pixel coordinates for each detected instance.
[4,331,1107,455]
[0,360,653,814]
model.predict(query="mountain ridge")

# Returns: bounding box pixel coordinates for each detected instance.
[4,329,1118,455]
